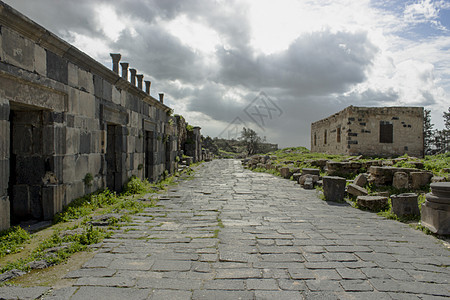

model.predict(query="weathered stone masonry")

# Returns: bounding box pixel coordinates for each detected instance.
[0,2,198,230]
[311,106,424,157]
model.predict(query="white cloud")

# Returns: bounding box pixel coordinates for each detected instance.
[94,4,127,42]
[403,0,450,30]
[163,14,221,53]
[246,0,377,55]
[3,0,450,147]
[65,32,112,63]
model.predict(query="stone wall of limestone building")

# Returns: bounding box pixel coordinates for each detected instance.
[0,2,191,230]
[311,106,424,158]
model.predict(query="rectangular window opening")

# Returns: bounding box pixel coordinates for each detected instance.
[379,121,393,143]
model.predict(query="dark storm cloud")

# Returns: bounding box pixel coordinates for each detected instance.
[113,0,252,49]
[3,0,404,148]
[233,91,348,147]
[217,30,378,95]
[3,0,102,37]
[103,0,159,23]
[111,26,207,83]
[108,0,251,84]
[180,29,379,145]
[186,83,249,123]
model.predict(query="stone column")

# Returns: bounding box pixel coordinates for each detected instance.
[159,93,164,103]
[323,176,346,202]
[110,53,121,74]
[421,182,450,234]
[137,74,144,90]
[129,68,137,86]
[391,193,420,216]
[120,62,129,80]
[145,81,151,94]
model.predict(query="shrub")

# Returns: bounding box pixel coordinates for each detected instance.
[83,173,94,186]
[0,226,31,257]
[424,153,450,175]
[54,190,118,223]
[124,176,152,195]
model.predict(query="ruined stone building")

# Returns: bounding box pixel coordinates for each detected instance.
[0,2,202,230]
[311,106,424,158]
[174,115,203,162]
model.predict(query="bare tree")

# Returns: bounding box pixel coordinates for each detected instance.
[240,127,262,156]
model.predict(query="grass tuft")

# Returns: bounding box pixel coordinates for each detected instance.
[0,227,32,258]
[0,165,202,279]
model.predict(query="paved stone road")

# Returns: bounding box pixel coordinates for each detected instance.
[1,159,449,299]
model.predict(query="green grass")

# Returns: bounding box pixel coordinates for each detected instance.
[0,225,109,274]
[218,149,240,159]
[365,183,409,196]
[315,186,326,201]
[424,153,450,176]
[252,167,281,177]
[414,224,434,235]
[377,210,420,222]
[106,198,153,215]
[0,227,32,258]
[123,176,153,195]
[264,147,348,168]
[54,172,183,224]
[54,189,120,224]
[392,160,416,169]
[252,147,449,179]
[0,165,203,278]
[248,147,350,179]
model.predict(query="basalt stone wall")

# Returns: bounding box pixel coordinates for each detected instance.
[311,106,424,158]
[0,2,189,230]
[185,127,203,163]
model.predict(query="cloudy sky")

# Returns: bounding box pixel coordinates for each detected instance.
[4,0,450,148]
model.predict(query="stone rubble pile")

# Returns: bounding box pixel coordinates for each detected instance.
[356,195,389,211]
[242,155,441,194]
[368,166,433,189]
[243,155,450,232]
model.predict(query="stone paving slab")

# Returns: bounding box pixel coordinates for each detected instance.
[0,286,49,300]
[1,159,449,299]
[69,286,150,300]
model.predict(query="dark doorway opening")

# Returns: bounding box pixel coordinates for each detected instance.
[106,124,119,191]
[165,136,171,174]
[8,108,46,224]
[145,131,154,181]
